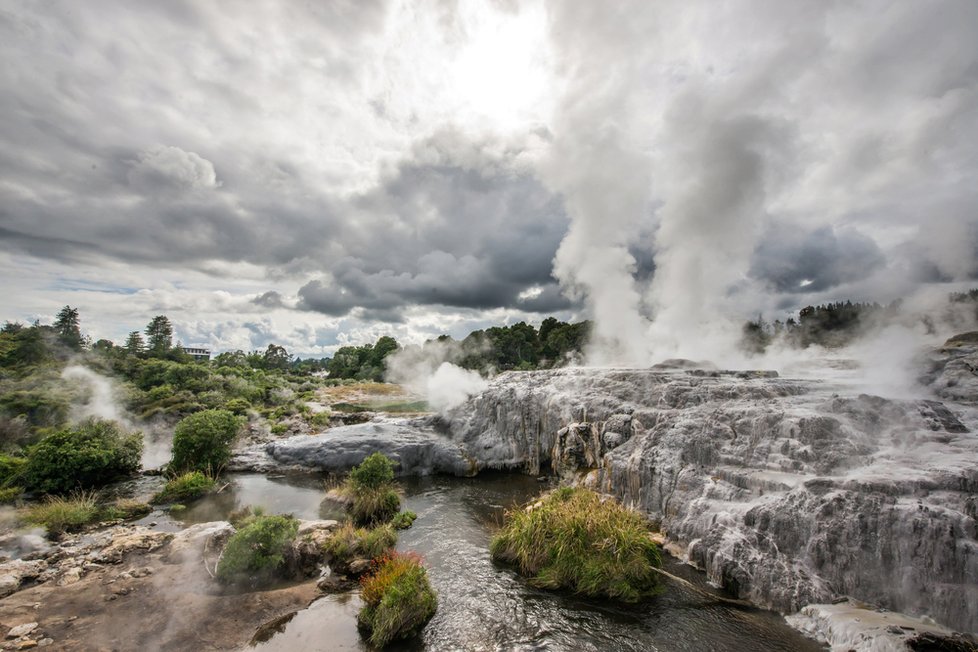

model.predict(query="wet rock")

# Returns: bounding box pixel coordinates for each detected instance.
[231,418,474,476]
[348,559,371,576]
[316,573,353,593]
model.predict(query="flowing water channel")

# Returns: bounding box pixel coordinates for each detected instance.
[144,472,823,651]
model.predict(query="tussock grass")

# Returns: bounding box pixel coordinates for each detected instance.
[340,453,402,526]
[324,522,397,567]
[23,491,100,534]
[490,487,663,602]
[357,552,437,647]
[390,510,417,530]
[151,471,216,504]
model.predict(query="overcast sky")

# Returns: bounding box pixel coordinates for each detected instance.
[1,0,976,357]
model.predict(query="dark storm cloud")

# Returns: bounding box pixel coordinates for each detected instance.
[0,2,572,317]
[749,225,887,294]
[296,129,573,317]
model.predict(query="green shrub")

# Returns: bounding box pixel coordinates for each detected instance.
[307,411,331,428]
[22,419,142,494]
[216,513,299,584]
[357,552,437,647]
[151,471,216,504]
[224,398,251,415]
[0,454,27,486]
[324,523,397,567]
[270,423,289,435]
[490,487,663,602]
[169,409,242,474]
[350,453,395,491]
[23,491,100,534]
[0,486,22,503]
[390,511,417,530]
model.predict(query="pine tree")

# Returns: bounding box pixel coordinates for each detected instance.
[145,315,173,355]
[125,331,145,355]
[54,305,82,349]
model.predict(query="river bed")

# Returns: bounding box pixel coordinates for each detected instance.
[141,472,823,651]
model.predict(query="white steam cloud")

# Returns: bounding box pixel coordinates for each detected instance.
[62,365,128,424]
[384,340,488,412]
[542,0,978,375]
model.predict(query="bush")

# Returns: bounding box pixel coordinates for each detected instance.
[169,409,242,474]
[22,419,142,494]
[324,523,397,569]
[0,454,26,486]
[151,471,216,504]
[23,491,100,534]
[350,453,395,490]
[490,487,663,602]
[390,511,417,530]
[224,398,251,415]
[216,513,299,584]
[358,552,437,647]
[0,486,22,503]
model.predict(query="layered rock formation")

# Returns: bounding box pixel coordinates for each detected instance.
[444,366,978,633]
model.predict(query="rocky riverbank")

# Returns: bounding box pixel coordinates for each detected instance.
[0,519,339,650]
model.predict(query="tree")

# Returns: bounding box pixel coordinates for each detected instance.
[54,306,82,349]
[125,331,145,355]
[262,344,291,371]
[145,315,173,355]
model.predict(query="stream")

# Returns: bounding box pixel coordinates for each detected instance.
[141,472,823,651]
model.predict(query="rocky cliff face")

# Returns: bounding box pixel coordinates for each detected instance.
[444,365,978,633]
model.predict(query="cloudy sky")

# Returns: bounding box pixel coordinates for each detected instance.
[1,0,976,358]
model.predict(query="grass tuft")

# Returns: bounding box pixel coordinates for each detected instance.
[490,486,663,602]
[357,552,437,647]
[390,510,417,530]
[151,471,216,504]
[23,491,100,534]
[324,522,397,569]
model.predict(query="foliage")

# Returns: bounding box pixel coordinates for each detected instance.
[0,486,22,503]
[169,409,242,474]
[151,471,216,504]
[326,336,400,381]
[350,452,395,490]
[490,487,663,602]
[324,522,397,567]
[390,510,417,530]
[23,491,101,534]
[0,454,27,486]
[22,419,142,494]
[357,552,437,647]
[216,513,299,584]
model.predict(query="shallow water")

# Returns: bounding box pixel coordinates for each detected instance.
[234,472,824,652]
